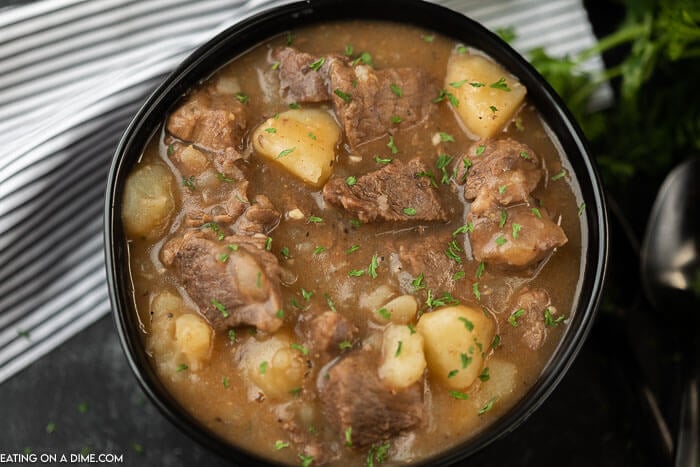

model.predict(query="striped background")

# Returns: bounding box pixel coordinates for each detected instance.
[0,0,609,383]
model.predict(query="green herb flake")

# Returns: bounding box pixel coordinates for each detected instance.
[346,244,360,254]
[470,82,485,88]
[512,223,522,239]
[489,105,498,113]
[344,44,354,56]
[386,135,398,154]
[367,441,391,466]
[182,175,196,191]
[334,88,352,103]
[223,376,230,388]
[458,316,475,331]
[460,352,472,368]
[368,254,379,278]
[289,387,303,397]
[265,236,273,251]
[216,172,235,183]
[345,175,357,186]
[235,92,249,104]
[325,293,336,312]
[345,426,353,447]
[390,83,403,97]
[472,282,481,301]
[531,207,542,219]
[475,261,485,279]
[422,34,435,43]
[291,343,309,356]
[491,334,501,349]
[313,246,326,255]
[301,288,314,301]
[449,390,469,400]
[394,341,403,357]
[456,44,468,54]
[447,369,459,379]
[46,422,56,434]
[274,440,290,450]
[499,209,508,228]
[411,272,425,290]
[299,454,314,467]
[403,207,417,216]
[578,202,586,216]
[551,169,567,181]
[478,397,497,415]
[453,270,466,280]
[259,361,268,374]
[350,219,362,228]
[308,132,317,140]
[78,402,88,414]
[498,184,507,194]
[408,323,417,335]
[376,308,391,320]
[286,32,294,46]
[445,240,463,264]
[176,363,188,372]
[374,155,393,164]
[276,309,285,319]
[544,307,566,327]
[439,131,455,142]
[449,79,468,88]
[288,102,301,110]
[280,246,290,259]
[308,215,323,224]
[489,77,511,91]
[495,235,507,246]
[309,57,325,71]
[228,329,236,343]
[508,308,526,327]
[479,367,491,382]
[475,144,486,155]
[277,147,296,159]
[212,298,229,318]
[352,52,373,66]
[520,150,530,159]
[271,61,280,70]
[339,340,352,350]
[390,115,403,124]
[452,224,469,236]
[167,144,174,157]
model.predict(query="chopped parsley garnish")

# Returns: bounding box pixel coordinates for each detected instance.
[411,272,425,290]
[182,175,196,191]
[308,57,325,71]
[472,282,481,301]
[235,92,249,103]
[216,172,235,183]
[512,223,522,239]
[367,442,390,466]
[452,224,469,236]
[436,153,454,184]
[346,244,360,254]
[508,308,525,327]
[475,144,486,155]
[492,334,501,349]
[479,367,490,382]
[376,308,391,320]
[289,102,301,110]
[212,299,229,318]
[368,254,379,278]
[271,61,280,70]
[456,44,468,54]
[408,324,416,335]
[390,115,403,124]
[78,403,88,414]
[544,307,566,327]
[498,184,507,194]
[339,340,352,350]
[46,422,56,434]
[256,271,262,289]
[259,361,268,374]
[422,34,435,42]
[478,397,497,415]
[458,316,474,331]
[520,150,530,159]
[394,341,403,357]
[176,364,188,372]
[460,352,472,368]
[218,253,229,263]
[390,83,402,97]
[403,207,417,216]
[447,369,459,379]
[223,376,230,388]
[227,243,239,251]
[167,144,174,156]
[432,89,459,106]
[445,240,463,264]
[345,427,353,447]
[449,390,469,400]
[344,44,354,56]
[551,169,567,181]
[350,219,362,228]
[499,209,507,228]
[469,81,485,88]
[439,131,455,142]
[426,290,459,308]
[578,202,586,216]
[299,454,314,467]
[452,270,466,280]
[308,132,317,140]
[286,32,294,46]
[531,207,542,218]
[289,387,303,397]
[274,440,289,450]
[313,246,326,255]
[324,293,337,312]
[374,155,393,164]
[334,89,352,103]
[489,105,498,113]
[301,288,314,301]
[495,235,507,246]
[277,147,296,159]
[228,329,236,343]
[349,270,365,280]
[386,136,398,154]
[416,170,438,188]
[345,175,357,186]
[290,343,309,356]
[276,309,285,319]
[265,236,273,251]
[489,77,511,91]
[475,261,485,279]
[449,79,468,88]
[308,215,323,224]
[351,52,373,66]
[280,246,290,259]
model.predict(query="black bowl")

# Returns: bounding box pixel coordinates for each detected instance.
[104,0,609,465]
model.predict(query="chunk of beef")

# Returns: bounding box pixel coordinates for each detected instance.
[166,85,247,153]
[328,62,436,147]
[511,288,558,350]
[461,138,542,215]
[320,351,424,448]
[398,232,461,292]
[161,231,284,332]
[323,158,447,223]
[304,311,358,363]
[468,204,567,270]
[272,47,337,103]
[233,195,281,236]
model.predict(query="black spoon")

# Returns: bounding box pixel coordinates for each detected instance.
[641,157,699,467]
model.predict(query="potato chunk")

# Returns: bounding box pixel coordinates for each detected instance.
[378,324,426,389]
[175,313,213,371]
[252,109,340,187]
[121,163,175,238]
[417,305,495,389]
[445,53,526,138]
[241,333,305,400]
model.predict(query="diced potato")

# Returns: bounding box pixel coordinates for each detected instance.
[175,313,213,371]
[360,285,395,313]
[382,295,418,325]
[378,324,426,389]
[472,358,517,408]
[445,53,526,138]
[148,292,182,359]
[417,305,495,389]
[252,109,340,187]
[242,333,305,400]
[177,145,209,174]
[122,163,175,238]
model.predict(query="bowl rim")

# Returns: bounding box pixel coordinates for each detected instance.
[104,0,609,465]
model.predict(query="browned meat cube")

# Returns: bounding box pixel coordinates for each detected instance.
[161,231,284,332]
[329,62,436,147]
[323,158,447,223]
[272,46,337,103]
[508,288,557,350]
[166,85,247,152]
[304,311,358,362]
[320,351,424,448]
[233,194,281,236]
[467,204,567,270]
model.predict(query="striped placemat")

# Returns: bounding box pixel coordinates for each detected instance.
[0,0,609,384]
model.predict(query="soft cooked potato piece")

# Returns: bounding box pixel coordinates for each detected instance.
[175,313,213,371]
[242,333,305,400]
[252,109,340,187]
[445,53,526,139]
[178,145,209,174]
[378,324,426,389]
[472,358,517,409]
[372,294,418,325]
[122,163,175,238]
[417,305,495,389]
